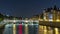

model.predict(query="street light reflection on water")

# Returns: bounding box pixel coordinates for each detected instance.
[2,20,39,34]
[13,24,16,34]
[1,20,60,34]
[39,25,60,34]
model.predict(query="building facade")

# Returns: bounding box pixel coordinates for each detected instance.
[30,5,60,34]
[43,5,60,22]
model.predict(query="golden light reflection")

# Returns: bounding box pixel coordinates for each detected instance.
[54,28,59,34]
[25,24,28,34]
[39,25,44,34]
[13,24,16,34]
[43,26,47,34]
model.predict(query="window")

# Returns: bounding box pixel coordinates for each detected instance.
[48,13,53,21]
[48,13,52,19]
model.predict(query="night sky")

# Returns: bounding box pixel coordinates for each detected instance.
[0,0,60,18]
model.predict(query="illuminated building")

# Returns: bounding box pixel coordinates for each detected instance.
[40,5,60,34]
[30,5,60,34]
[31,5,60,22]
[43,5,60,22]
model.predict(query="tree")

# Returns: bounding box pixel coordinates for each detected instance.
[0,13,4,22]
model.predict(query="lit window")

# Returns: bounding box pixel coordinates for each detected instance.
[48,14,52,19]
[48,13,53,21]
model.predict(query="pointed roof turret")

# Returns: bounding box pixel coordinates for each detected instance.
[54,5,57,10]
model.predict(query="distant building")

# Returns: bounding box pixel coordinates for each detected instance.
[43,5,60,22]
[31,5,60,22]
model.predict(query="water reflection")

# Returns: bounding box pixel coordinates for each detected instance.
[39,25,60,34]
